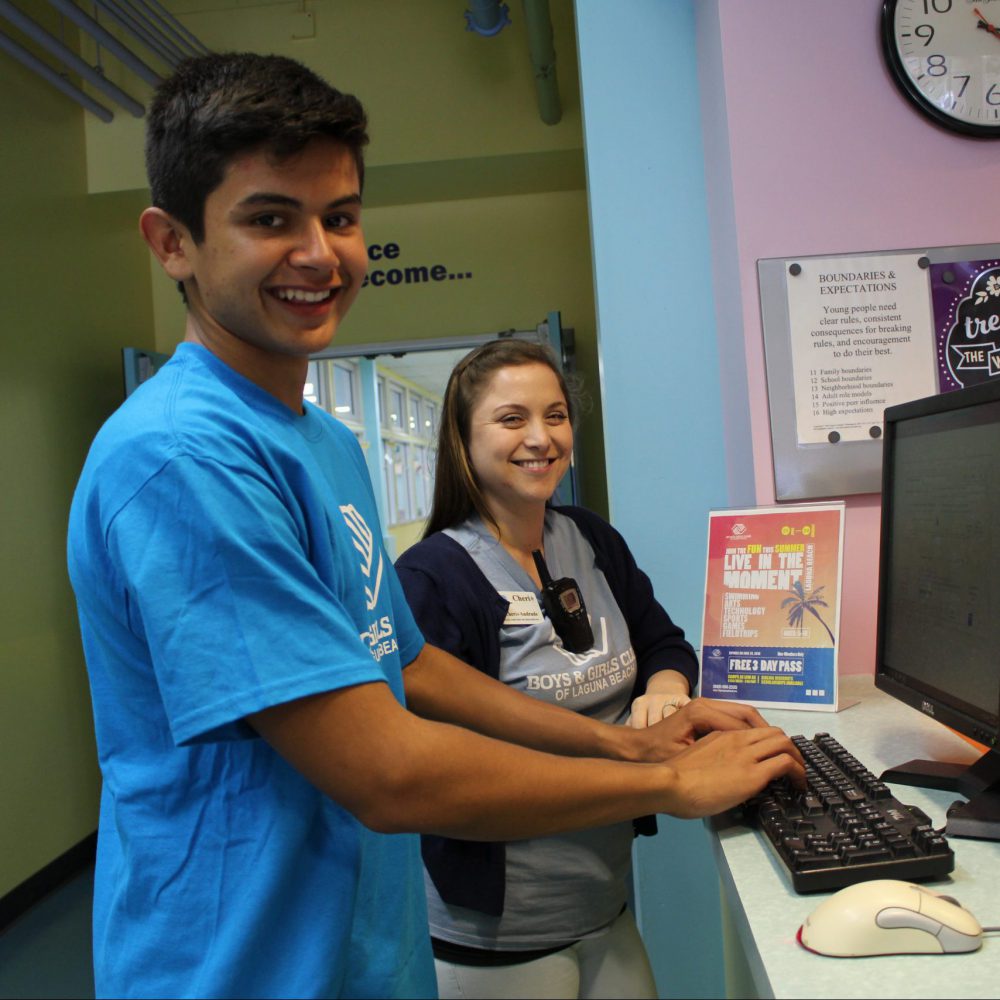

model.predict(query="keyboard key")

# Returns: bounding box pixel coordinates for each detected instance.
[925,835,950,854]
[843,846,893,864]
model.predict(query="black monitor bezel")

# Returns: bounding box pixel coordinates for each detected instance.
[875,379,1000,752]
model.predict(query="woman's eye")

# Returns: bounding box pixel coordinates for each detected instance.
[499,414,525,426]
[547,411,568,423]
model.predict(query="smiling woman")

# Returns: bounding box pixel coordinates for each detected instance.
[394,339,700,1000]
[463,360,573,540]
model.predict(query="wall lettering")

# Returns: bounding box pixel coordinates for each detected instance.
[363,240,473,289]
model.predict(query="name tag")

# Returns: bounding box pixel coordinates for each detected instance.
[499,591,544,625]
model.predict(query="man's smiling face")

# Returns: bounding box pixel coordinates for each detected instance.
[181,137,367,363]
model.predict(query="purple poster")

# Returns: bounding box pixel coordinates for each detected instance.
[931,258,1000,393]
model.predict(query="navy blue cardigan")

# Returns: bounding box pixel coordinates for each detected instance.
[395,504,699,917]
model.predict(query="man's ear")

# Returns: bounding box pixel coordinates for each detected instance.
[139,207,196,283]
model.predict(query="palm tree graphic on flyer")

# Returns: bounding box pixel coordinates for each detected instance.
[781,581,836,646]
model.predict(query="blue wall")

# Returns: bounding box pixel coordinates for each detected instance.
[576,2,730,996]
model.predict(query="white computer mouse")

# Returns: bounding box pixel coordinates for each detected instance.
[798,879,983,957]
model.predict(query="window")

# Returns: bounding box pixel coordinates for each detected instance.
[308,366,440,529]
[304,361,322,407]
[412,444,429,518]
[332,363,358,419]
[389,385,404,431]
[375,381,441,526]
[384,440,412,523]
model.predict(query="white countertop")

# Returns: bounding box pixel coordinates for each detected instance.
[707,674,999,999]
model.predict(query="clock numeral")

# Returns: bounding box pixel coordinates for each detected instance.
[925,53,948,77]
[921,0,952,14]
[914,23,934,46]
[987,84,1000,106]
[954,74,971,98]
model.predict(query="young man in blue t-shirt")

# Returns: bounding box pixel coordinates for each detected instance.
[67,52,804,999]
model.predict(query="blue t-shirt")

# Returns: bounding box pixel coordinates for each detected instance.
[67,343,434,999]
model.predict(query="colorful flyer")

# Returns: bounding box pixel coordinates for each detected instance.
[700,503,845,711]
[929,257,1000,393]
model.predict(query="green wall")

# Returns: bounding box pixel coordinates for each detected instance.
[0,19,156,896]
[85,0,585,194]
[2,0,606,896]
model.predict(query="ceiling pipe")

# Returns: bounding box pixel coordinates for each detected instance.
[522,0,561,125]
[465,0,510,37]
[135,0,209,57]
[92,0,188,66]
[44,0,163,87]
[84,0,212,71]
[0,25,113,121]
[0,0,144,116]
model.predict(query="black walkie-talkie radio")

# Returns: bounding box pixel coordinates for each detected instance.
[531,549,594,654]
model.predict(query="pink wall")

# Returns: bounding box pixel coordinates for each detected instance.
[713,2,1000,674]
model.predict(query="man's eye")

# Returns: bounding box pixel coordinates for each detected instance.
[326,213,355,229]
[251,214,283,228]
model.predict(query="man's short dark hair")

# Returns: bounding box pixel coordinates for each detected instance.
[145,52,369,243]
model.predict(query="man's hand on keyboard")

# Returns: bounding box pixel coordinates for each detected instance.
[636,697,775,760]
[659,727,807,818]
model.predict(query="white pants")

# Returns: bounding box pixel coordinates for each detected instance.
[433,908,658,1000]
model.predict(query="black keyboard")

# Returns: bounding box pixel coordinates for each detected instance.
[739,733,955,893]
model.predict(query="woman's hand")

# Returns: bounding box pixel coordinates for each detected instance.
[629,691,691,728]
[628,668,691,728]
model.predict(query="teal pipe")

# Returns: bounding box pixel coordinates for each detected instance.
[522,0,561,125]
[464,0,561,125]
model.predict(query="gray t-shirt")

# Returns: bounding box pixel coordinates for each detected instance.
[424,510,638,950]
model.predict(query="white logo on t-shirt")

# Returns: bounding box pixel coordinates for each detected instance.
[339,504,384,610]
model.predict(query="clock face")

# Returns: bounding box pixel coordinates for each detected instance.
[882,0,1000,136]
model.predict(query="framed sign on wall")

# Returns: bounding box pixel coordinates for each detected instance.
[759,243,1000,500]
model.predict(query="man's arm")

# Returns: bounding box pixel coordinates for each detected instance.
[403,642,769,762]
[248,674,804,842]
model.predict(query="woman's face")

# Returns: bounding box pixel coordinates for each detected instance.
[466,362,573,518]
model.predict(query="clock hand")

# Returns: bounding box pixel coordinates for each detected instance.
[975,6,1000,41]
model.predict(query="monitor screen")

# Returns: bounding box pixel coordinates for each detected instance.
[875,379,1000,840]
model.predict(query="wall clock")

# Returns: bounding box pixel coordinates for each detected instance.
[882,0,1000,136]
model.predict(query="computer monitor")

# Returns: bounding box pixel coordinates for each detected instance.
[875,378,1000,841]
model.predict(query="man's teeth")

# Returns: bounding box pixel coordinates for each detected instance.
[275,288,332,303]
